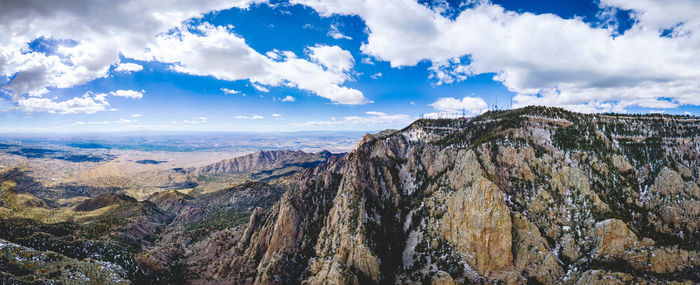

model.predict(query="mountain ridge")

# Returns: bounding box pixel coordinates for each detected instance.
[193,149,336,176]
[207,106,700,284]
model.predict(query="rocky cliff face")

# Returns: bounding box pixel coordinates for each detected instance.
[215,107,700,284]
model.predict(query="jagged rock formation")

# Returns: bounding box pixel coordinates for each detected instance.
[213,107,699,284]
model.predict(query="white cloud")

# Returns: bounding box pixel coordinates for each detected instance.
[130,114,143,118]
[265,50,281,60]
[109,89,143,99]
[84,118,135,125]
[272,113,282,117]
[308,44,354,73]
[599,0,700,33]
[251,83,270,92]
[0,0,264,102]
[72,121,86,126]
[234,115,264,119]
[2,1,370,109]
[328,24,352,40]
[281,95,295,102]
[17,91,109,114]
[115,118,135,123]
[370,72,382,79]
[114,63,143,73]
[138,23,368,104]
[183,116,208,124]
[292,112,411,127]
[293,0,700,112]
[430,96,488,115]
[221,88,242,95]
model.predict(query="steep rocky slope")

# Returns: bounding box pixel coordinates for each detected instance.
[214,107,699,284]
[0,168,286,283]
[193,150,336,179]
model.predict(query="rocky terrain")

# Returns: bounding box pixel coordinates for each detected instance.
[1,106,699,284]
[209,106,699,284]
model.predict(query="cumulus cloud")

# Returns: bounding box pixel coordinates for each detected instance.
[1,0,368,110]
[234,114,264,119]
[114,63,143,73]
[308,45,354,73]
[16,88,146,114]
[0,0,264,102]
[17,92,109,114]
[137,23,368,104]
[109,89,144,99]
[293,0,700,112]
[429,96,488,115]
[281,95,296,102]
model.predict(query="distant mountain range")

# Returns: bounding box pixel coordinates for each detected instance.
[192,149,338,179]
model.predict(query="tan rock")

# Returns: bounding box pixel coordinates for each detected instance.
[575,270,633,285]
[511,213,563,284]
[646,167,700,234]
[611,154,633,174]
[431,271,457,285]
[440,150,514,279]
[593,219,637,258]
[303,261,359,285]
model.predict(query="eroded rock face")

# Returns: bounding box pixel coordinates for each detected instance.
[199,107,700,284]
[440,150,514,279]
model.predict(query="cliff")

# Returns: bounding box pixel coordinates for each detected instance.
[213,106,700,284]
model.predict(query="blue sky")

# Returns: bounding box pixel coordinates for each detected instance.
[1,0,699,132]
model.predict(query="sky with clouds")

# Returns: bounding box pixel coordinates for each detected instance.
[1,0,699,132]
